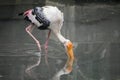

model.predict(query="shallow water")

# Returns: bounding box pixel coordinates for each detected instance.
[0,0,120,80]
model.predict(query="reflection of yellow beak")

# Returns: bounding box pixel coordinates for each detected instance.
[65,41,75,72]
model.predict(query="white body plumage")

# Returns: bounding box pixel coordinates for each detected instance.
[24,6,66,43]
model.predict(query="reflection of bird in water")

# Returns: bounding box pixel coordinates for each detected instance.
[19,6,74,74]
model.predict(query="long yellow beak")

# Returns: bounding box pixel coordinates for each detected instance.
[65,41,75,72]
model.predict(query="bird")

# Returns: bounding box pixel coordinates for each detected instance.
[19,6,75,74]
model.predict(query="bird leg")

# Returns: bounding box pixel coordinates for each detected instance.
[26,24,41,52]
[44,29,51,51]
[25,24,42,73]
[44,29,51,66]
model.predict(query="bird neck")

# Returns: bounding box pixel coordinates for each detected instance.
[55,32,69,44]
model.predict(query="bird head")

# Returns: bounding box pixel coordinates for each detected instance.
[64,40,75,62]
[64,40,75,73]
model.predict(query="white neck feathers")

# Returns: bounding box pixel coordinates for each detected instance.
[55,32,69,44]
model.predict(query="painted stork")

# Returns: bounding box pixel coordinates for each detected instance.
[19,6,74,74]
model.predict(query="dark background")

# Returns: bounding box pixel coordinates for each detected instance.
[0,0,120,80]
